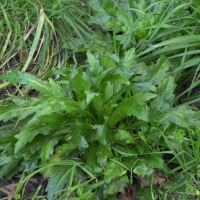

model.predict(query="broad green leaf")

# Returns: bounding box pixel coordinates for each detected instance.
[104,82,113,102]
[107,175,129,195]
[37,113,65,128]
[40,137,60,164]
[101,74,130,85]
[56,143,77,156]
[70,128,89,148]
[45,165,72,200]
[167,106,200,128]
[86,142,102,174]
[91,95,104,120]
[0,160,20,178]
[108,98,149,125]
[133,93,157,105]
[114,130,135,144]
[93,68,113,87]
[0,103,34,122]
[70,67,85,99]
[15,125,52,153]
[124,47,135,69]
[141,154,164,169]
[94,124,107,145]
[133,82,157,93]
[151,76,176,111]
[103,158,127,183]
[100,55,115,69]
[77,123,96,143]
[146,56,171,85]
[26,97,83,127]
[0,71,51,94]
[86,91,99,104]
[133,164,154,177]
[96,144,113,168]
[87,53,101,76]
[49,78,66,97]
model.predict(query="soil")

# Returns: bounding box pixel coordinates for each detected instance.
[0,174,47,200]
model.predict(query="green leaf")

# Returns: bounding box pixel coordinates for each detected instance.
[141,154,164,169]
[77,123,96,143]
[0,102,34,122]
[108,98,148,125]
[49,78,66,97]
[87,53,101,76]
[133,93,157,105]
[100,55,115,69]
[70,67,86,100]
[26,97,82,127]
[103,158,127,183]
[86,142,102,174]
[97,144,113,168]
[124,47,136,69]
[146,56,171,85]
[107,175,129,195]
[37,113,65,128]
[114,130,135,144]
[101,74,130,85]
[133,164,154,177]
[70,128,89,148]
[15,125,52,153]
[0,71,51,94]
[46,165,72,200]
[40,137,60,164]
[56,143,77,156]
[0,160,20,178]
[86,91,99,104]
[151,76,176,111]
[94,124,107,145]
[104,82,113,102]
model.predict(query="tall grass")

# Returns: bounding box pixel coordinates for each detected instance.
[0,0,97,76]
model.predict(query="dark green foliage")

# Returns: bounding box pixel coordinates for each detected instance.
[1,51,200,199]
